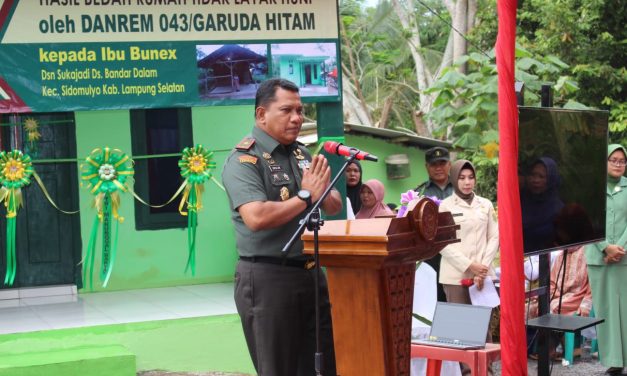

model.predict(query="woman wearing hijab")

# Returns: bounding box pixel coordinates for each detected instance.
[438,160,499,375]
[520,157,564,253]
[585,144,627,376]
[345,161,363,218]
[355,179,395,219]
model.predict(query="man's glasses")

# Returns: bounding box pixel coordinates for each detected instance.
[608,158,627,166]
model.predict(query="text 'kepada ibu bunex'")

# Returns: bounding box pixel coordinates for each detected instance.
[39,47,177,66]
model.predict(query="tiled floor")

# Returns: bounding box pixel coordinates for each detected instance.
[0,283,236,335]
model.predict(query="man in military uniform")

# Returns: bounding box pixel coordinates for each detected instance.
[222,78,342,376]
[414,146,453,199]
[415,146,453,302]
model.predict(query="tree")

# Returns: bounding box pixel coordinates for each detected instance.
[517,0,626,143]
[339,0,453,134]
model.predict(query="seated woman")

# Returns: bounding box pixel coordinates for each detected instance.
[542,247,592,316]
[355,179,395,219]
[526,246,592,359]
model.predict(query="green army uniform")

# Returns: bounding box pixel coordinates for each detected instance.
[414,146,453,302]
[222,126,336,376]
[585,144,627,369]
[414,180,454,200]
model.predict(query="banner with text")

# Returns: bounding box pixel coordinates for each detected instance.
[0,0,340,113]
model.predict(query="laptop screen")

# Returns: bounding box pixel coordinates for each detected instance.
[430,302,492,344]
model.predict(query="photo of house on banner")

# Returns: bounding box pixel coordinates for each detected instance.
[196,44,268,100]
[270,42,339,97]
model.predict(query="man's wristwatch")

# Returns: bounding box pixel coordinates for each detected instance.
[297,189,312,208]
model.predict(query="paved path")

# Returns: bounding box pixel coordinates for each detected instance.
[139,357,610,376]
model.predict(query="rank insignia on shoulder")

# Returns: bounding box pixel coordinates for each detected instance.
[280,186,290,201]
[239,155,258,165]
[236,138,255,151]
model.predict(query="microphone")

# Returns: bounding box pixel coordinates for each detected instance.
[323,141,378,162]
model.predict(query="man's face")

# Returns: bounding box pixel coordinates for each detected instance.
[256,88,304,145]
[426,160,451,185]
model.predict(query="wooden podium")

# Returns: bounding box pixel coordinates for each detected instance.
[302,198,459,376]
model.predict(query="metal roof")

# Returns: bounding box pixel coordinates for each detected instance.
[299,122,452,150]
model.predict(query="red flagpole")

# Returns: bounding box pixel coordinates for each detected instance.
[496,0,528,374]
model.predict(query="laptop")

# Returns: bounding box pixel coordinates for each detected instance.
[412,302,492,350]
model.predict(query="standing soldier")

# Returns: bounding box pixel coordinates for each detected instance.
[222,78,341,376]
[415,146,453,302]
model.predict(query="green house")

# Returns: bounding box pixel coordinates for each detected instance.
[273,54,328,88]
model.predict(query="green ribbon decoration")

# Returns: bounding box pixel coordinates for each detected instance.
[178,145,215,276]
[80,147,133,289]
[0,150,34,286]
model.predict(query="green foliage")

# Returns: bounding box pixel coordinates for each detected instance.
[339,0,450,131]
[458,150,499,204]
[517,0,626,137]
[427,46,579,147]
[425,46,582,204]
[605,98,627,146]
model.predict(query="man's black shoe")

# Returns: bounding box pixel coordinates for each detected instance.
[604,367,622,375]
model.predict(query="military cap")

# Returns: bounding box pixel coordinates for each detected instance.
[425,146,450,164]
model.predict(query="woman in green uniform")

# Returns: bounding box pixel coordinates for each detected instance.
[585,144,627,375]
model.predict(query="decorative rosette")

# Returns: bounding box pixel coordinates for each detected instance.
[24,118,41,156]
[0,150,33,285]
[81,147,134,289]
[177,145,215,275]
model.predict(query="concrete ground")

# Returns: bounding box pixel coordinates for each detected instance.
[138,338,616,376]
[139,355,612,376]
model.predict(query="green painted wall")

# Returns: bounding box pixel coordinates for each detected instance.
[344,134,429,208]
[75,106,255,292]
[277,56,302,86]
[71,105,429,293]
[276,56,326,87]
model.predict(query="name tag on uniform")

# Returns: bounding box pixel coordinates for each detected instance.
[269,165,283,173]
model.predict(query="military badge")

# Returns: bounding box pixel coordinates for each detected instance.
[298,159,311,170]
[262,152,272,160]
[294,149,305,160]
[283,173,290,181]
[280,187,290,201]
[238,155,258,164]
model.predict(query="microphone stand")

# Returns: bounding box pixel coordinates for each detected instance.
[282,152,359,376]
